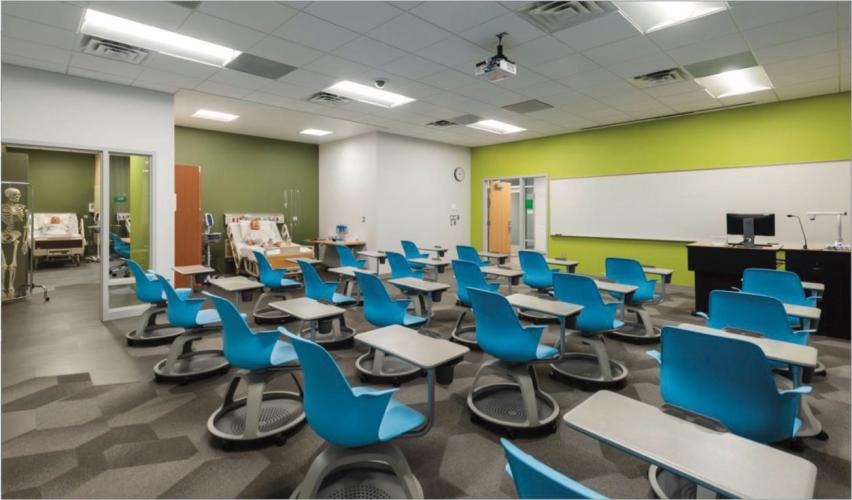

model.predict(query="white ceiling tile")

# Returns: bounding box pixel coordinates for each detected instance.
[576,107,632,125]
[208,68,274,91]
[133,68,204,90]
[752,31,839,65]
[378,75,443,99]
[195,80,255,99]
[774,76,840,100]
[367,13,451,52]
[615,99,675,118]
[274,12,360,52]
[607,52,678,79]
[515,79,573,98]
[656,89,718,109]
[410,1,508,34]
[501,35,574,67]
[389,2,422,11]
[69,52,145,78]
[541,89,604,109]
[131,81,182,94]
[260,80,316,99]
[304,1,403,33]
[643,80,704,98]
[197,1,299,33]
[398,100,457,119]
[742,7,839,49]
[416,36,491,67]
[553,12,639,51]
[241,91,297,108]
[179,12,267,51]
[582,36,660,66]
[380,54,446,80]
[2,36,72,66]
[277,68,337,89]
[841,74,850,91]
[303,54,372,79]
[667,33,749,65]
[459,12,546,49]
[762,50,840,76]
[0,53,68,73]
[718,88,778,106]
[647,11,738,50]
[492,67,550,91]
[560,67,622,90]
[2,1,84,31]
[89,1,192,31]
[454,81,523,106]
[530,53,600,80]
[334,36,407,67]
[2,15,79,50]
[841,2,851,28]
[142,53,219,80]
[419,68,481,90]
[585,83,651,106]
[768,64,839,87]
[68,66,136,85]
[729,1,835,31]
[249,36,324,67]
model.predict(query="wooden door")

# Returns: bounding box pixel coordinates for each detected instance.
[488,180,512,254]
[174,164,202,288]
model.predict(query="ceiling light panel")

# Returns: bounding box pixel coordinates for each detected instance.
[694,66,773,98]
[192,109,239,122]
[616,1,728,34]
[300,128,333,136]
[466,119,526,135]
[80,9,241,67]
[324,81,415,108]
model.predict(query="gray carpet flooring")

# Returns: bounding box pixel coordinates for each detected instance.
[2,268,850,499]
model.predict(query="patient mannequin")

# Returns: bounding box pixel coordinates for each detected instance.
[41,215,71,235]
[244,218,287,248]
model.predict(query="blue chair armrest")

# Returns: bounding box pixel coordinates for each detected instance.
[522,324,546,343]
[394,299,412,311]
[793,329,817,335]
[647,350,662,365]
[356,386,400,398]
[779,386,813,396]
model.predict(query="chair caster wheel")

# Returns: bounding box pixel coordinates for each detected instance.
[549,422,559,433]
[814,431,829,441]
[178,377,190,386]
[126,339,136,347]
[44,297,50,302]
[504,429,517,439]
[392,382,401,388]
[785,438,806,452]
[221,441,234,452]
[548,370,557,380]
[274,434,288,446]
[359,375,368,383]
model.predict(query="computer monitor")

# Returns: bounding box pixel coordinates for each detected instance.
[726,213,775,246]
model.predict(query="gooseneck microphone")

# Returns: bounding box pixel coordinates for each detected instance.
[787,214,808,249]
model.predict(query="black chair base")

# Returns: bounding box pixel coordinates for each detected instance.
[356,351,421,386]
[517,309,560,325]
[153,350,230,384]
[648,464,718,499]
[549,354,628,390]
[125,303,185,346]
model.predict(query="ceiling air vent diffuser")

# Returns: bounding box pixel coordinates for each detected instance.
[427,119,457,127]
[517,1,618,33]
[631,68,687,88]
[82,36,149,64]
[308,92,351,106]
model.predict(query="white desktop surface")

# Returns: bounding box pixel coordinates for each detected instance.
[357,325,469,369]
[388,277,450,292]
[269,297,344,320]
[506,293,583,318]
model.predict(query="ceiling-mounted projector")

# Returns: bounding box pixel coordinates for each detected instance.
[475,32,517,82]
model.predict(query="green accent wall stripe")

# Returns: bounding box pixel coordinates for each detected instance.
[470,93,851,286]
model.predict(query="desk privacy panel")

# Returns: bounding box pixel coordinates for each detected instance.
[549,160,851,245]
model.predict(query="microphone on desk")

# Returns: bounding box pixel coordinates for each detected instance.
[787,214,808,249]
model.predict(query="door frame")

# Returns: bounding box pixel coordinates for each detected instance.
[2,137,159,322]
[481,174,549,256]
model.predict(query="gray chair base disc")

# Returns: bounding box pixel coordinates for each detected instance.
[153,350,230,383]
[254,306,294,324]
[550,354,628,388]
[468,383,558,433]
[356,353,421,384]
[126,325,185,346]
[517,310,559,325]
[450,328,478,349]
[605,324,661,344]
[209,390,305,442]
[314,467,411,499]
[648,464,710,499]
[302,327,356,351]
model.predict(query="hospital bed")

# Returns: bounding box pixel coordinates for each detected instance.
[33,213,86,267]
[224,213,313,277]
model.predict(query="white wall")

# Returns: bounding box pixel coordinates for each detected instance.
[318,132,377,245]
[2,64,175,276]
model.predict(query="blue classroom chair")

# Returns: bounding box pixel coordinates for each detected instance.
[335,245,367,269]
[456,245,489,267]
[451,259,499,348]
[741,268,820,328]
[124,258,189,346]
[501,438,606,499]
[386,251,424,280]
[252,250,301,323]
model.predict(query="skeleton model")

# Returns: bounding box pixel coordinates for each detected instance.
[2,187,31,299]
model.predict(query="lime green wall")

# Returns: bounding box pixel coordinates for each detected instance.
[174,127,319,271]
[471,93,851,286]
[7,147,95,217]
[129,155,151,268]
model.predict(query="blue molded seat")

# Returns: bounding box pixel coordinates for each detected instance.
[401,240,427,269]
[648,326,809,444]
[156,273,228,328]
[519,250,557,291]
[297,259,356,306]
[356,271,426,328]
[553,273,623,332]
[469,288,556,362]
[110,233,130,259]
[705,290,811,346]
[253,250,301,290]
[205,292,298,370]
[501,438,606,499]
[284,331,425,447]
[336,245,367,269]
[453,259,499,306]
[125,259,190,303]
[456,245,489,267]
[386,251,424,280]
[742,268,818,327]
[605,257,657,302]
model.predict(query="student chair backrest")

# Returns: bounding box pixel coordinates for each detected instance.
[155,272,199,327]
[356,271,404,327]
[456,245,483,265]
[124,258,164,303]
[658,326,802,443]
[742,268,809,307]
[707,290,803,345]
[553,273,618,332]
[204,292,275,370]
[501,438,605,499]
[336,245,360,268]
[285,331,386,448]
[518,250,552,289]
[452,259,492,306]
[297,259,334,302]
[604,257,647,284]
[387,251,421,279]
[252,250,278,287]
[469,287,541,362]
[401,240,425,259]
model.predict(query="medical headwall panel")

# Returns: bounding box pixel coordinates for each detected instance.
[549,161,850,245]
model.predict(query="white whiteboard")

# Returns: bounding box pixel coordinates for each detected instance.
[549,161,851,245]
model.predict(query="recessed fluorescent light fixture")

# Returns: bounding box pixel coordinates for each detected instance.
[300,128,333,136]
[192,109,239,122]
[80,9,241,67]
[616,1,728,33]
[324,81,415,108]
[466,119,526,135]
[694,66,773,98]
